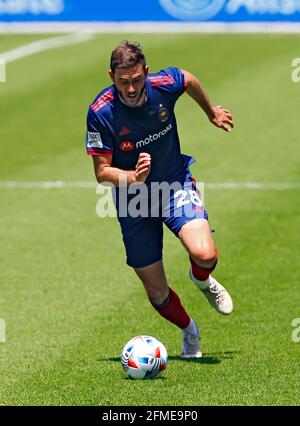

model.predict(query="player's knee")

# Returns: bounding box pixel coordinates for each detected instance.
[146,286,169,306]
[190,246,218,268]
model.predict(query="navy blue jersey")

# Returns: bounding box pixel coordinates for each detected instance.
[86,67,189,185]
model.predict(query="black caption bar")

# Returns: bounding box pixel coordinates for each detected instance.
[0,406,288,424]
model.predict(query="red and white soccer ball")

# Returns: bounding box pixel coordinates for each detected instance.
[121,335,168,380]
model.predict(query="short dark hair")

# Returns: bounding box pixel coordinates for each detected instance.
[110,41,146,73]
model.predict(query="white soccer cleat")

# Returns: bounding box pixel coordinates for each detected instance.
[180,323,202,359]
[189,269,233,315]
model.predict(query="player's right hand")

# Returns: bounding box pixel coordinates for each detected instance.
[135,153,151,182]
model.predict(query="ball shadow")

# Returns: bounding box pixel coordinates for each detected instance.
[97,350,239,365]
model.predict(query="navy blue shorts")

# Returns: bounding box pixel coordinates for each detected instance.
[117,155,208,268]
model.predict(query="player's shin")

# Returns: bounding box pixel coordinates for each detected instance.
[150,287,190,329]
[189,252,218,289]
[189,252,233,315]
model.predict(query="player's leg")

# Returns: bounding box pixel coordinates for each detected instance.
[163,173,233,315]
[179,218,233,315]
[134,260,202,358]
[119,211,201,357]
[179,217,217,277]
[134,259,169,305]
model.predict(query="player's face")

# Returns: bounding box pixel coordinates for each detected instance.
[110,63,148,107]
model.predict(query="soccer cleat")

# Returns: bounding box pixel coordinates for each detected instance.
[189,269,233,315]
[180,323,202,359]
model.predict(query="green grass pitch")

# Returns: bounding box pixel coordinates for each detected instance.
[0,33,299,406]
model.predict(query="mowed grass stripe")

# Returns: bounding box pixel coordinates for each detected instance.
[1,34,299,183]
[0,189,299,405]
[173,35,300,183]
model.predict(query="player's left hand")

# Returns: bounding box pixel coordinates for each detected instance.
[209,106,234,132]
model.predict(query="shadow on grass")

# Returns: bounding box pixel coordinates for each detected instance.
[97,351,239,365]
[167,355,220,364]
[122,375,167,381]
[203,350,239,360]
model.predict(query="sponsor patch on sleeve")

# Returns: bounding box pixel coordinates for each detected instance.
[87,132,103,148]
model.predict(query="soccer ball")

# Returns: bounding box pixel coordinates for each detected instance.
[121,335,168,380]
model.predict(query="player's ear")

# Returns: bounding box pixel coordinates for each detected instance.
[109,69,114,82]
[144,65,149,76]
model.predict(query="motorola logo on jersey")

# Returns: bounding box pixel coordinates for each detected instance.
[120,141,135,152]
[136,124,172,149]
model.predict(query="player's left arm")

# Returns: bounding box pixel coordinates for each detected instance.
[181,70,234,132]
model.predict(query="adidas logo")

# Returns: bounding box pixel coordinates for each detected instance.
[119,127,130,136]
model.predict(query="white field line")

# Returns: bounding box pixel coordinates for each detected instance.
[0,181,300,190]
[0,181,97,189]
[0,32,94,64]
[207,182,300,190]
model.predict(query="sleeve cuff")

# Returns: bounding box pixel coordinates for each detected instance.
[86,148,113,156]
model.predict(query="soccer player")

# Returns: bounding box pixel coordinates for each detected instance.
[86,41,234,358]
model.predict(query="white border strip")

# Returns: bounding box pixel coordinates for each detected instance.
[0,181,299,190]
[1,22,300,33]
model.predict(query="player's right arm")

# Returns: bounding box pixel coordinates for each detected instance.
[182,70,234,132]
[92,153,151,186]
[86,108,151,185]
[86,105,151,185]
